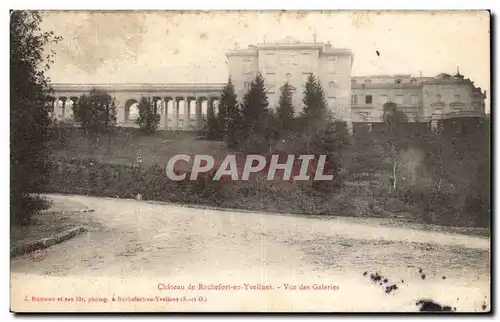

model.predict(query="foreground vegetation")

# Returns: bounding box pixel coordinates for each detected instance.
[11,12,490,231]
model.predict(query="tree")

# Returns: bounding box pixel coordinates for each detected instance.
[421,118,490,226]
[310,118,346,192]
[298,74,330,149]
[276,82,295,138]
[220,79,242,148]
[350,126,384,182]
[206,102,218,140]
[136,96,160,134]
[75,88,117,148]
[217,79,237,138]
[10,11,62,224]
[240,73,270,150]
[382,101,409,191]
[301,74,328,122]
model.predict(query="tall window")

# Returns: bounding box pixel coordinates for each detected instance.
[284,53,297,65]
[300,52,311,65]
[266,73,276,88]
[328,96,336,108]
[264,53,276,69]
[351,95,358,105]
[365,95,373,104]
[243,60,252,74]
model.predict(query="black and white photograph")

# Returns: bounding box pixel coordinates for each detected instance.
[9,10,491,312]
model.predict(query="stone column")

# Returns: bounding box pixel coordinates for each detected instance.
[54,98,60,119]
[208,97,215,118]
[165,97,171,130]
[430,119,438,132]
[184,96,190,130]
[195,97,202,130]
[48,97,56,120]
[346,121,353,135]
[61,97,67,118]
[159,98,166,130]
[68,96,77,120]
[174,97,179,130]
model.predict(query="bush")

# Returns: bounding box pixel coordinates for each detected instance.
[10,194,52,226]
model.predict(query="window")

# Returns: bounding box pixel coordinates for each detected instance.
[266,73,276,87]
[328,97,336,107]
[365,95,373,104]
[351,95,358,105]
[473,103,482,111]
[300,53,311,64]
[379,95,388,104]
[264,53,276,69]
[327,62,336,73]
[284,53,297,65]
[243,60,252,74]
[395,95,404,105]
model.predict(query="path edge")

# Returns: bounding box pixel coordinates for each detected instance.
[10,226,87,259]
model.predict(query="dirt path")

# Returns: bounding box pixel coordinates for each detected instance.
[11,194,490,312]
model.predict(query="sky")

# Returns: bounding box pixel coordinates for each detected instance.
[40,10,490,110]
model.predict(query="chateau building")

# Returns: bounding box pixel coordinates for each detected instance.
[49,40,487,133]
[351,70,487,131]
[226,37,354,129]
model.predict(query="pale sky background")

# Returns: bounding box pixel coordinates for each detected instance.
[40,10,490,111]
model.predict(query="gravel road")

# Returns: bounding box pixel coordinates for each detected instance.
[11,194,490,312]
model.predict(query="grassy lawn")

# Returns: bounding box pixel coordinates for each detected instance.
[52,128,229,167]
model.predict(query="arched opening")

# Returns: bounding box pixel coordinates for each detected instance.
[213,100,219,116]
[65,99,74,119]
[189,100,196,119]
[201,100,208,117]
[124,99,139,122]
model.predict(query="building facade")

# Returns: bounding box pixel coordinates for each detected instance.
[226,37,354,127]
[49,41,488,133]
[351,71,487,130]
